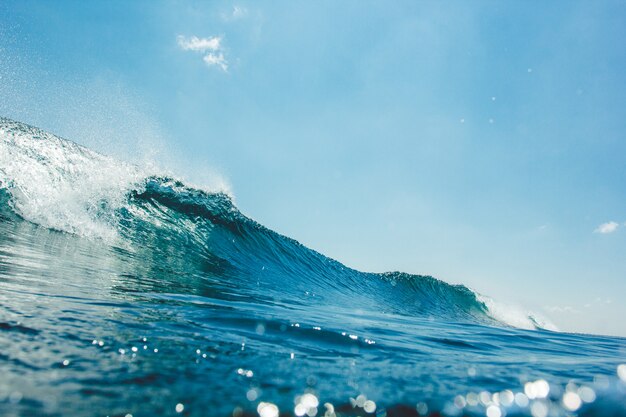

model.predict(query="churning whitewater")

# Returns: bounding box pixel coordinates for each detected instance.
[0,117,625,417]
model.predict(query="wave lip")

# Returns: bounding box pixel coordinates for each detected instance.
[0,117,555,330]
[0,117,147,240]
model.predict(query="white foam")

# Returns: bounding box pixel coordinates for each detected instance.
[0,119,145,241]
[477,294,559,331]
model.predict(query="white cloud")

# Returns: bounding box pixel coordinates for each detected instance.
[177,35,228,72]
[177,35,221,52]
[203,53,228,72]
[594,221,619,234]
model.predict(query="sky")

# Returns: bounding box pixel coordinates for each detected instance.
[1,1,625,336]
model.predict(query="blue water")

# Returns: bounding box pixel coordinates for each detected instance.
[0,117,625,417]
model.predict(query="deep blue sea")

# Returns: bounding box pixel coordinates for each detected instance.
[0,117,625,417]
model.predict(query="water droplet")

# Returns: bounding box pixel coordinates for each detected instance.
[486,405,501,417]
[363,400,376,413]
[257,402,279,417]
[562,392,582,411]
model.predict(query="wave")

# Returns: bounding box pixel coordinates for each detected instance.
[0,117,555,330]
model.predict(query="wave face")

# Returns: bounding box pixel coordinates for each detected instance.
[0,117,494,325]
[0,117,625,417]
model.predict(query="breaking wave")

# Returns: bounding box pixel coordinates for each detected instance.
[0,117,554,330]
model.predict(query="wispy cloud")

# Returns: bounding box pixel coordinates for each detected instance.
[594,221,619,234]
[176,35,228,72]
[545,305,578,314]
[221,5,248,21]
[233,6,248,19]
[203,53,228,72]
[545,294,614,315]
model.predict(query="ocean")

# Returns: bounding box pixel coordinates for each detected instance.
[0,117,625,417]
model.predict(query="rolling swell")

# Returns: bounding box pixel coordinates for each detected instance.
[0,116,527,327]
[124,177,491,322]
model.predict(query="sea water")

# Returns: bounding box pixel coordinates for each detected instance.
[0,118,625,417]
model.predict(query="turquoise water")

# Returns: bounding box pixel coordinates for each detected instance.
[0,117,625,417]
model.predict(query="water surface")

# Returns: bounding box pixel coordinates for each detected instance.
[1,118,625,417]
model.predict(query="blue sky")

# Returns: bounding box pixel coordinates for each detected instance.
[1,1,625,336]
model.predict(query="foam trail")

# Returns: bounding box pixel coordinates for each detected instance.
[478,294,559,331]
